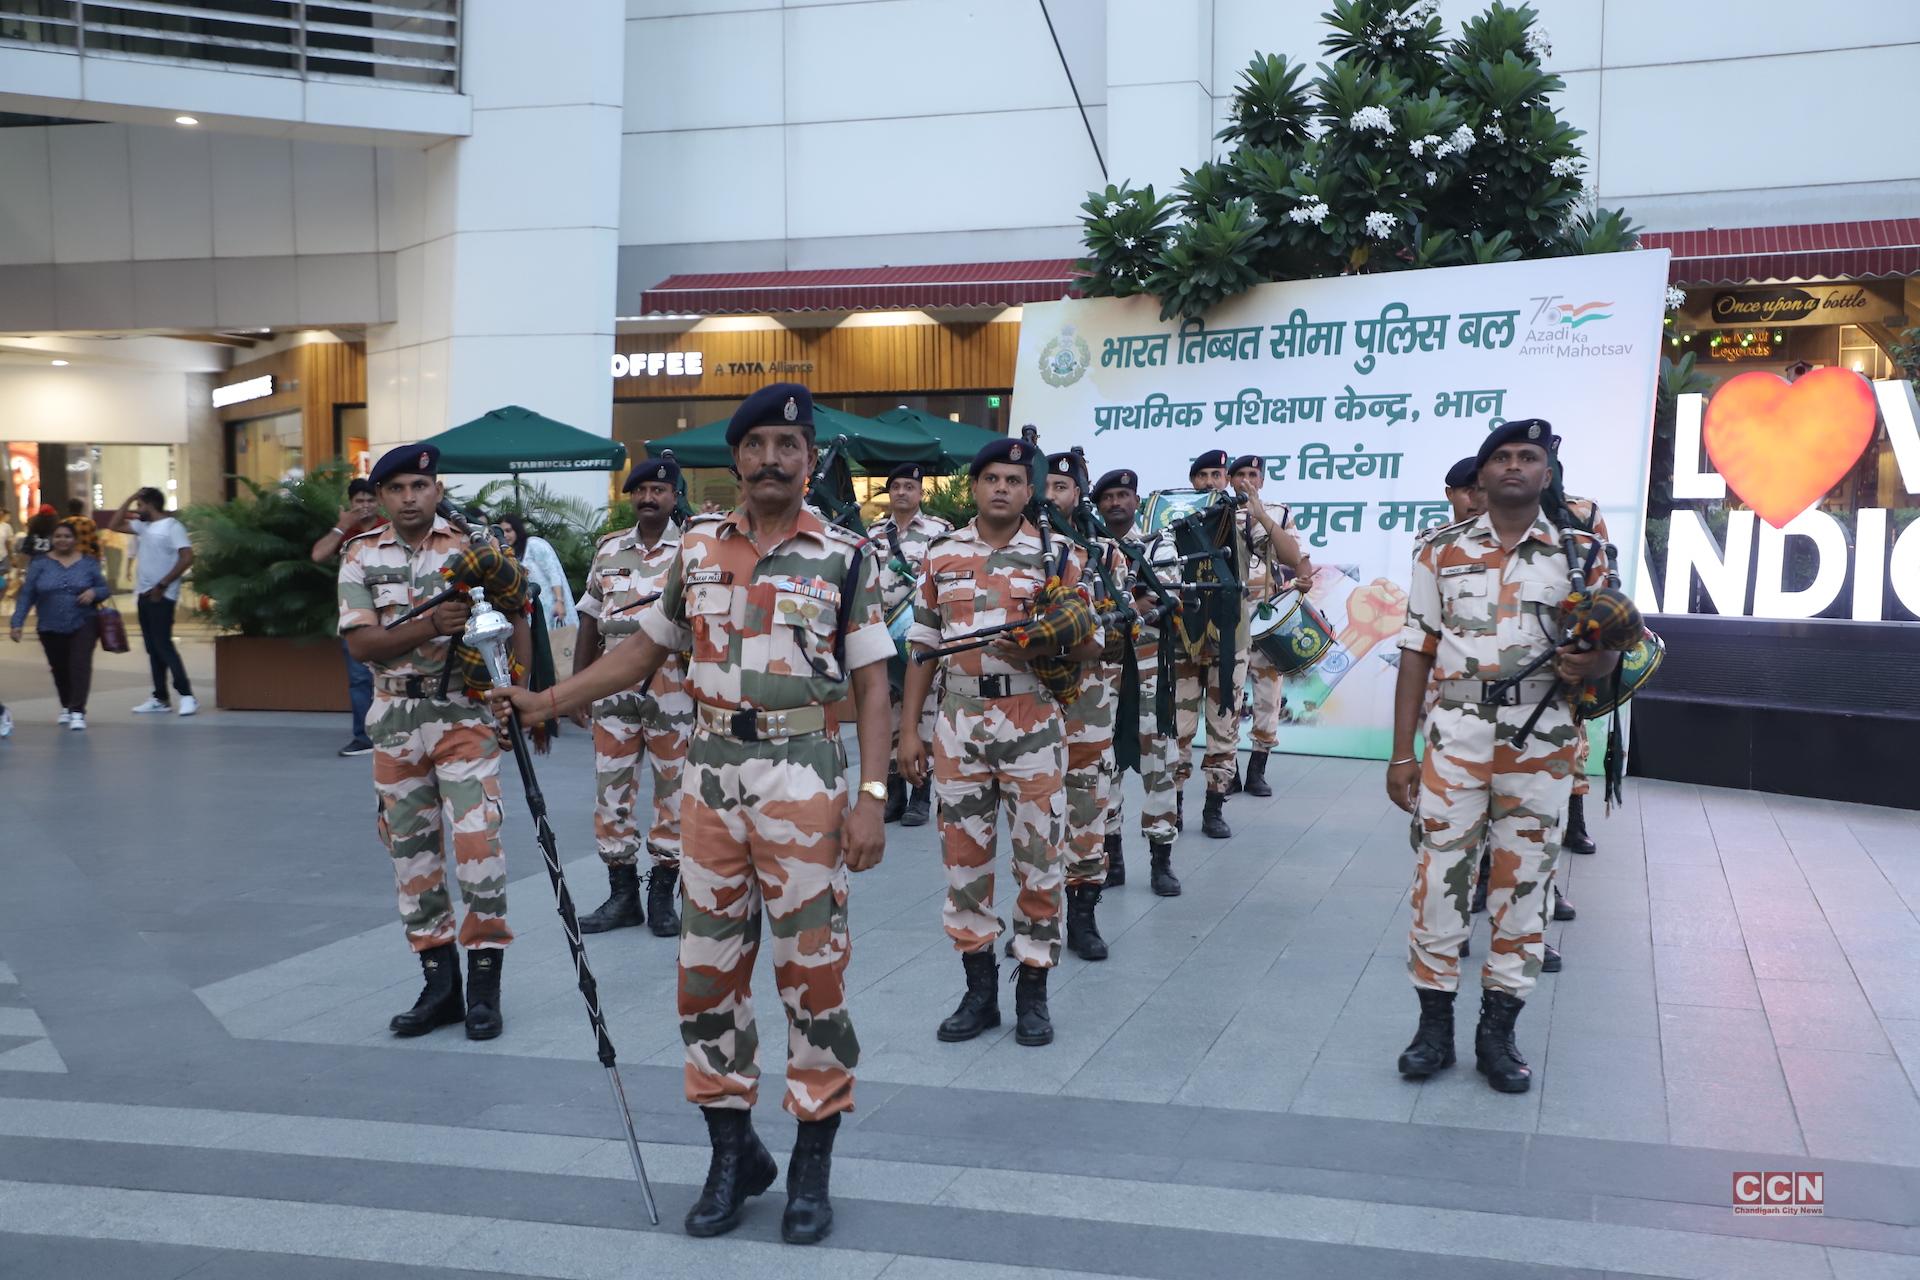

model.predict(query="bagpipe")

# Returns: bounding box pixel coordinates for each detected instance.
[803,435,867,535]
[1144,486,1248,716]
[1482,463,1661,806]
[381,534,534,704]
[660,447,694,525]
[909,427,1096,707]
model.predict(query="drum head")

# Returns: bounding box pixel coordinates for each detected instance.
[1139,487,1222,536]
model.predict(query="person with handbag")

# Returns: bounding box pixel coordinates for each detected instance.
[9,520,113,731]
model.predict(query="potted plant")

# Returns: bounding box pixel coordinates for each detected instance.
[184,463,356,712]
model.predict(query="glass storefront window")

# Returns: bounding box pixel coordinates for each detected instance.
[226,411,304,499]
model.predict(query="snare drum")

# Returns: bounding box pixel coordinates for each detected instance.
[1574,627,1664,720]
[1138,487,1225,537]
[1248,589,1336,675]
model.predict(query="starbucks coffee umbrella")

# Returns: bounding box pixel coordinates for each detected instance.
[643,404,940,472]
[420,405,629,500]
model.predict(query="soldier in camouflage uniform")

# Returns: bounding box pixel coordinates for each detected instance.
[867,461,951,827]
[1044,451,1121,960]
[900,436,1098,1048]
[1095,468,1182,896]
[340,443,528,1043]
[1388,421,1615,1095]
[1229,454,1307,799]
[1172,450,1301,839]
[572,457,692,938]
[491,384,890,1247]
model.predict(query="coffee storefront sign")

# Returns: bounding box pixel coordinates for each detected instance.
[1706,283,1898,328]
[612,351,704,379]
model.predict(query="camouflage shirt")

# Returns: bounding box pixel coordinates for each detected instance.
[639,506,890,711]
[1239,501,1294,602]
[906,518,1098,680]
[337,516,474,679]
[868,510,952,617]
[1398,510,1606,683]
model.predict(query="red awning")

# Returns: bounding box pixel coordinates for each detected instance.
[1643,218,1920,287]
[637,260,1080,315]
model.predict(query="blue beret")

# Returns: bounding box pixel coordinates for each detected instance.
[1444,456,1480,490]
[1474,418,1555,471]
[886,462,925,484]
[969,436,1032,479]
[1229,454,1261,475]
[1091,468,1137,498]
[1189,449,1229,477]
[727,382,813,446]
[625,457,680,492]
[369,443,438,487]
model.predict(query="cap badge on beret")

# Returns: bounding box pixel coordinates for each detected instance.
[1010,444,1022,462]
[1123,471,1133,487]
[783,397,798,422]
[417,451,431,471]
[1527,423,1542,440]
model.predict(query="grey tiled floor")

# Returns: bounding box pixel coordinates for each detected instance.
[2,636,1918,1278]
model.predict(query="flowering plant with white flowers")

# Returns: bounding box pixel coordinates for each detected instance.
[1665,286,1687,312]
[1079,1,1639,318]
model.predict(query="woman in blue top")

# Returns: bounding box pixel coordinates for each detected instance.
[9,521,113,731]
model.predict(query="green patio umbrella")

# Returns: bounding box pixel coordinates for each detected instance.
[420,404,628,499]
[871,407,1005,470]
[644,404,941,473]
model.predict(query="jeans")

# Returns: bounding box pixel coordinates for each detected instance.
[343,638,373,742]
[39,620,97,712]
[136,595,192,702]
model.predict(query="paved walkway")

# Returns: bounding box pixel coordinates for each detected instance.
[1,636,1917,1277]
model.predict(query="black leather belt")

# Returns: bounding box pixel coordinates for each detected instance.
[375,674,462,699]
[945,673,1041,699]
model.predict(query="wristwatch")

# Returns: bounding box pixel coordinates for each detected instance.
[858,781,888,803]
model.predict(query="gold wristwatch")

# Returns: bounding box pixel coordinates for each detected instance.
[858,781,888,803]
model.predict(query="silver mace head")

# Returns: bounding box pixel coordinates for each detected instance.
[461,587,516,687]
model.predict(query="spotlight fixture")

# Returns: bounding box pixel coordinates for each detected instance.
[174,114,199,126]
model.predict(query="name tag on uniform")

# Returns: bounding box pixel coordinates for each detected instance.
[934,570,974,583]
[685,569,731,585]
[1438,563,1485,578]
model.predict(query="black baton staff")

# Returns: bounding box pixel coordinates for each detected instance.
[461,588,661,1226]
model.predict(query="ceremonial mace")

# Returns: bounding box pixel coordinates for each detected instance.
[461,587,661,1226]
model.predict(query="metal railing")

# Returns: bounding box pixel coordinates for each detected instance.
[0,0,460,91]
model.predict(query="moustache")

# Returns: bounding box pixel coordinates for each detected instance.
[749,468,792,484]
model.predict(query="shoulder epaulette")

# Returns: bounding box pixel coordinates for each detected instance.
[1419,515,1477,545]
[341,527,382,551]
[817,521,866,549]
[685,512,726,527]
[594,527,630,548]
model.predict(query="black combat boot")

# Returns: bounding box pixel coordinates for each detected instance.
[1462,932,1471,958]
[464,949,504,1040]
[685,1107,778,1238]
[1104,833,1126,888]
[579,863,644,934]
[936,950,1000,1042]
[1013,964,1053,1047]
[1552,884,1576,921]
[1065,884,1109,961]
[1244,750,1273,797]
[1148,840,1182,897]
[389,942,463,1037]
[901,779,932,828]
[1474,989,1532,1093]
[1175,790,1185,832]
[1396,988,1457,1078]
[781,1114,839,1245]
[1541,942,1563,973]
[883,770,907,823]
[1201,790,1232,840]
[647,865,682,937]
[1470,847,1490,914]
[1563,793,1596,855]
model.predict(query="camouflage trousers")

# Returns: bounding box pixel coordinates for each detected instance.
[888,671,938,755]
[369,693,512,953]
[1407,699,1575,1000]
[1173,644,1248,794]
[1248,648,1283,750]
[590,686,692,868]
[1571,719,1592,798]
[678,724,858,1122]
[934,689,1066,968]
[1063,663,1118,886]
[1105,653,1178,846]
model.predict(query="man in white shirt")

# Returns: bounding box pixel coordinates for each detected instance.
[108,487,198,716]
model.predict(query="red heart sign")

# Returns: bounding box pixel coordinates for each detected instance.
[1702,367,1877,529]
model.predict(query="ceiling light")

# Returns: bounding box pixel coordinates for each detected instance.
[50,359,69,366]
[174,115,199,126]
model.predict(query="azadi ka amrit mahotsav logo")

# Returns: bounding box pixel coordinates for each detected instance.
[1549,298,1613,328]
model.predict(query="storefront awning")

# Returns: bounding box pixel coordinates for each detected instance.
[1643,219,1920,287]
[637,260,1080,315]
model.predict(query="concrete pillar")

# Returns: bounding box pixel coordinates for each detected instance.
[367,0,624,507]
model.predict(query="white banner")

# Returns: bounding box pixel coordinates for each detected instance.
[1012,251,1670,760]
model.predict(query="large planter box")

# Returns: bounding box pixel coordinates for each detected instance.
[215,634,351,712]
